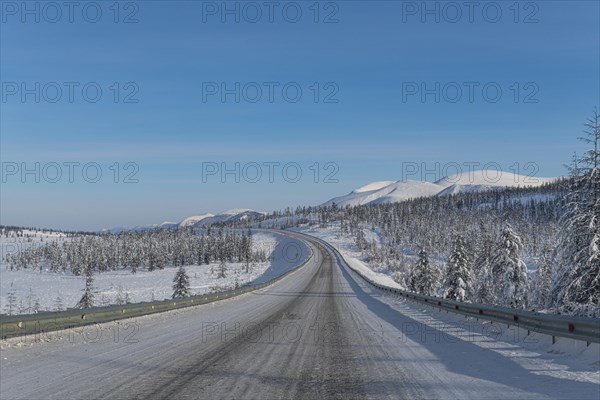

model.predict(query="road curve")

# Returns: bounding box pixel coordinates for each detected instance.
[1,232,597,400]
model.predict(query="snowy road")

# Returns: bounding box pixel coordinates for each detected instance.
[1,232,598,399]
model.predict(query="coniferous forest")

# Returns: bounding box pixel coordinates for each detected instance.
[3,228,265,276]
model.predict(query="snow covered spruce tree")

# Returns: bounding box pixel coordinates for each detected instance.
[553,110,600,316]
[243,230,252,273]
[408,255,421,293]
[409,247,439,296]
[475,262,495,305]
[444,234,472,302]
[473,220,494,304]
[217,260,227,279]
[172,266,191,299]
[489,224,528,308]
[76,267,95,309]
[531,249,553,310]
[4,289,17,315]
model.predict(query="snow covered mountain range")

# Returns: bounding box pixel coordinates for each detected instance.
[103,209,264,233]
[321,170,557,207]
[104,171,557,232]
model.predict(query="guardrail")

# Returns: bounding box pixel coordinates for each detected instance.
[0,233,315,340]
[304,232,600,345]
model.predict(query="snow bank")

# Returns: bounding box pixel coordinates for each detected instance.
[291,225,402,289]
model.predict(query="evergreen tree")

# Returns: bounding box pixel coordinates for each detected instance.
[408,251,422,292]
[4,289,17,315]
[172,266,191,298]
[217,260,227,279]
[115,285,125,305]
[445,234,472,301]
[531,249,553,309]
[475,260,495,304]
[243,232,252,272]
[475,220,493,271]
[76,268,95,309]
[554,109,600,316]
[489,224,528,308]
[410,247,439,296]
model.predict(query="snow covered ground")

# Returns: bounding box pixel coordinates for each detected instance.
[0,230,308,314]
[291,224,404,289]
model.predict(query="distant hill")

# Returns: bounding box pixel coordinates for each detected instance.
[322,170,557,207]
[102,209,265,233]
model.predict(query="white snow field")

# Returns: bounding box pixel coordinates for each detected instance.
[1,232,597,399]
[322,179,444,207]
[0,230,310,313]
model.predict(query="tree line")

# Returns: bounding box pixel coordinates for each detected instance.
[4,228,267,275]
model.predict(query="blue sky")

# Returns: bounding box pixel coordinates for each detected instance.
[1,0,599,230]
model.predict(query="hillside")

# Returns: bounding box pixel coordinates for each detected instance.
[322,170,557,207]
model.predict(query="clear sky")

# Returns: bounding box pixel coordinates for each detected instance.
[1,0,599,230]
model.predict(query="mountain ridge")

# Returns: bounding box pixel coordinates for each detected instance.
[101,209,265,233]
[322,170,557,208]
